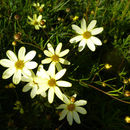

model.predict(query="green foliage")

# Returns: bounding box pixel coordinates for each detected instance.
[0,0,130,129]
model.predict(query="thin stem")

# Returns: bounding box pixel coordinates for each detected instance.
[18,40,44,52]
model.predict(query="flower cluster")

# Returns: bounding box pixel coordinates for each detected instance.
[0,2,105,126]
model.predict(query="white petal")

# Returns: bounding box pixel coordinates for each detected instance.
[37,15,42,22]
[59,58,70,65]
[86,39,96,51]
[0,59,14,67]
[69,36,83,43]
[41,58,52,64]
[22,83,32,92]
[59,109,68,120]
[54,87,63,101]
[33,14,37,19]
[25,61,38,69]
[44,50,53,57]
[28,16,33,21]
[6,50,17,62]
[72,111,81,124]
[81,18,86,32]
[30,85,37,98]
[67,111,73,125]
[55,69,66,80]
[13,70,21,84]
[2,67,15,79]
[37,85,49,94]
[35,25,40,30]
[74,100,87,106]
[62,94,70,104]
[57,104,67,109]
[56,81,72,87]
[22,67,31,76]
[78,39,87,52]
[40,91,46,97]
[55,43,62,55]
[91,27,103,35]
[24,51,36,62]
[55,63,62,71]
[59,49,69,57]
[48,88,54,103]
[48,63,55,78]
[21,75,32,82]
[90,36,102,46]
[75,107,87,114]
[18,47,26,60]
[87,20,97,31]
[47,43,54,54]
[72,25,83,34]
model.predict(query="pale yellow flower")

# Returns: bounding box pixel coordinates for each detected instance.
[36,64,72,103]
[57,94,87,125]
[0,47,37,84]
[22,70,46,98]
[28,14,46,30]
[41,43,70,71]
[70,18,103,52]
[33,3,45,12]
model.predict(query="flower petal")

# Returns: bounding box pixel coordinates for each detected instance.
[90,36,102,46]
[59,58,70,65]
[86,39,96,51]
[59,49,69,57]
[87,20,97,31]
[75,107,87,114]
[13,70,21,84]
[55,63,62,71]
[55,43,62,55]
[48,88,54,103]
[72,25,83,34]
[72,111,81,124]
[74,100,87,106]
[91,27,103,35]
[25,61,38,69]
[2,67,15,79]
[69,36,83,43]
[67,111,73,125]
[18,47,26,60]
[30,85,37,98]
[59,109,68,120]
[22,83,32,92]
[6,50,17,62]
[22,67,31,76]
[62,94,70,104]
[48,62,55,78]
[40,91,46,97]
[0,59,14,68]
[44,50,53,57]
[56,81,72,87]
[81,18,86,32]
[47,43,54,54]
[57,104,67,109]
[24,51,36,62]
[55,69,66,80]
[37,15,42,22]
[54,86,63,101]
[78,39,87,52]
[41,58,52,64]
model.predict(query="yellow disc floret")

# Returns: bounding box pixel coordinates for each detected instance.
[15,60,24,70]
[83,31,91,39]
[48,78,56,87]
[67,104,75,111]
[51,54,59,62]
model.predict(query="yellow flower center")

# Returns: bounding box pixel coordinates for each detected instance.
[67,104,75,111]
[34,21,38,25]
[15,60,24,70]
[83,31,91,39]
[51,54,59,62]
[48,78,56,87]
